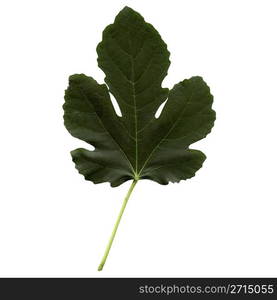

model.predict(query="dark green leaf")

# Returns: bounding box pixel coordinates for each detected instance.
[63,6,216,187]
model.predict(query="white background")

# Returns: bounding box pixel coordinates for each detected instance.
[0,0,277,277]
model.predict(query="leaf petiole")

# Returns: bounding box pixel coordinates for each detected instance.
[98,179,138,271]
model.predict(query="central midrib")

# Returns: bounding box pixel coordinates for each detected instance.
[130,56,138,176]
[111,37,189,180]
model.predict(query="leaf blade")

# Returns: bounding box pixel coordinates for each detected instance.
[63,7,216,187]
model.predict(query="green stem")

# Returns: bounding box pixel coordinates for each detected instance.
[98,179,138,271]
